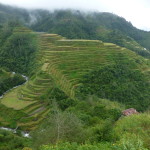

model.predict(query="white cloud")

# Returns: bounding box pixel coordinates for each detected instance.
[0,0,150,30]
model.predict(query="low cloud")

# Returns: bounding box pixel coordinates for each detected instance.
[0,0,150,30]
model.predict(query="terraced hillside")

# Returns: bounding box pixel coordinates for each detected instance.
[0,31,150,131]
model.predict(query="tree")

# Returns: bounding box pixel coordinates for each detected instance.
[31,102,87,149]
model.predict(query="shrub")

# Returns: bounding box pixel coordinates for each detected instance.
[0,129,31,150]
[40,142,112,150]
[113,113,150,149]
[31,108,87,149]
[23,147,32,150]
[112,134,148,150]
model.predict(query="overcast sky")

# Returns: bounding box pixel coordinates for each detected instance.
[0,0,150,31]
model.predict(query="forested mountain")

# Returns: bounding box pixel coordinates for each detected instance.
[0,3,30,25]
[30,10,150,58]
[0,22,37,74]
[0,3,150,150]
[0,3,150,58]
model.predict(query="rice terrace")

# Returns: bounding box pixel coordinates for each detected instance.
[0,3,150,150]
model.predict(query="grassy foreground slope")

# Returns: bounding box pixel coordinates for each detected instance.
[0,31,150,131]
[40,112,150,150]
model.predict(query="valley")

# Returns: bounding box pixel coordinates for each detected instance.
[0,27,150,132]
[0,4,150,149]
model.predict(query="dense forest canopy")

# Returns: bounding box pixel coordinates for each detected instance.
[77,62,150,111]
[0,22,37,74]
[0,68,26,96]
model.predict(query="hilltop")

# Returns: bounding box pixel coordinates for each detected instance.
[30,10,150,58]
[0,4,150,58]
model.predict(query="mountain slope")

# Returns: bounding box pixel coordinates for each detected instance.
[0,4,150,58]
[0,24,37,74]
[0,3,30,25]
[30,10,150,55]
[0,29,150,131]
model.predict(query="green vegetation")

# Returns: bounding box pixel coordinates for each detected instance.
[102,29,150,58]
[31,106,87,148]
[0,103,26,128]
[113,112,150,149]
[0,3,30,25]
[0,4,150,58]
[0,129,31,150]
[0,25,38,133]
[0,23,37,74]
[31,96,122,149]
[0,15,149,149]
[36,110,150,150]
[0,70,26,96]
[27,33,149,149]
[40,140,148,150]
[40,142,112,150]
[77,63,150,111]
[30,10,150,58]
[1,87,35,110]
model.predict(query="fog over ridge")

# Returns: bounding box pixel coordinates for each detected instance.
[0,0,150,31]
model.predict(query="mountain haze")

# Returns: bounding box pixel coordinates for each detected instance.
[0,3,150,58]
[0,3,150,150]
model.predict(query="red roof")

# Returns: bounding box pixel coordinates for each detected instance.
[122,108,138,116]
